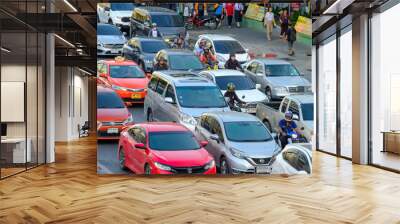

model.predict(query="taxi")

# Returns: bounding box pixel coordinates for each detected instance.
[97,85,134,140]
[97,56,149,105]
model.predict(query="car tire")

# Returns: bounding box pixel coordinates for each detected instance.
[265,87,273,101]
[119,148,128,171]
[147,109,154,122]
[263,120,273,133]
[219,157,231,174]
[144,164,151,175]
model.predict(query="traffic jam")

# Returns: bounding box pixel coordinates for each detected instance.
[97,3,313,175]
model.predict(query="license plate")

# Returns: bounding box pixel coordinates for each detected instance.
[131,93,141,99]
[107,128,119,134]
[111,49,119,54]
[256,165,271,174]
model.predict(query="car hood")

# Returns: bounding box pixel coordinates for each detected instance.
[98,35,126,45]
[110,11,132,18]
[267,76,310,87]
[229,140,279,158]
[180,107,231,118]
[303,120,314,130]
[221,89,266,103]
[110,78,148,89]
[97,108,129,122]
[217,53,249,63]
[152,148,211,167]
[158,27,185,37]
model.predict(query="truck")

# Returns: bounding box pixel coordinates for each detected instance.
[256,94,314,142]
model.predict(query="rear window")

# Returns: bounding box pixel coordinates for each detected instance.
[97,91,125,109]
[149,131,200,151]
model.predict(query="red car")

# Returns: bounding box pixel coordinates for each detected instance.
[118,122,216,175]
[97,57,149,105]
[97,86,134,140]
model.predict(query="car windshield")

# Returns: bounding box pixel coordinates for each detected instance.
[169,55,204,70]
[264,64,300,76]
[97,91,125,109]
[151,15,184,27]
[215,76,255,90]
[141,41,168,53]
[224,121,272,142]
[97,25,122,36]
[213,40,246,54]
[109,65,145,78]
[149,131,200,151]
[176,86,227,108]
[301,103,314,121]
[110,3,135,11]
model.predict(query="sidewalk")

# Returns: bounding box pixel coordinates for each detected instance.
[188,25,312,81]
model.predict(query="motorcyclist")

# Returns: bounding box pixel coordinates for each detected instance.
[224,53,243,71]
[224,83,244,111]
[278,111,302,149]
[200,47,218,69]
[195,39,206,56]
[153,57,169,71]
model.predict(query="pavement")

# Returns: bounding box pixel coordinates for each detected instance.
[97,23,312,174]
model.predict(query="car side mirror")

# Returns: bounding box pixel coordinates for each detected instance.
[134,143,146,149]
[104,7,110,11]
[210,134,219,142]
[255,84,261,89]
[293,114,299,121]
[200,140,208,147]
[164,97,175,104]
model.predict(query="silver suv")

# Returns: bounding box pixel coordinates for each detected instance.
[144,71,230,131]
[194,111,281,174]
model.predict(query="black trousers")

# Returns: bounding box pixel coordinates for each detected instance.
[279,135,289,149]
[227,15,233,26]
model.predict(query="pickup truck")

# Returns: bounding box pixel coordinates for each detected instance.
[256,95,314,142]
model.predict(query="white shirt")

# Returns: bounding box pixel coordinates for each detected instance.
[265,12,274,22]
[151,29,158,38]
[234,3,244,11]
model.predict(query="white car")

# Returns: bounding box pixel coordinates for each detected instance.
[97,24,127,57]
[199,69,268,114]
[98,3,135,32]
[194,34,251,68]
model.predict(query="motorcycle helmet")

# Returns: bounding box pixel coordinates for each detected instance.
[227,82,236,92]
[284,111,293,121]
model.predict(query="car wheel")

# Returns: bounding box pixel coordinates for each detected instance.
[119,148,128,170]
[263,120,273,133]
[144,164,151,175]
[220,157,231,174]
[147,109,154,122]
[265,88,273,101]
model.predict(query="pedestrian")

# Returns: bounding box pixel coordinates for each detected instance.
[214,3,224,29]
[234,3,244,28]
[279,9,289,39]
[264,7,275,41]
[224,3,234,28]
[286,22,297,56]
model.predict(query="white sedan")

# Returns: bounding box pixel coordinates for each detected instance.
[199,69,268,113]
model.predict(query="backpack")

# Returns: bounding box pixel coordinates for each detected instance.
[290,28,297,41]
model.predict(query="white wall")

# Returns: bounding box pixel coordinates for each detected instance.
[54,67,89,141]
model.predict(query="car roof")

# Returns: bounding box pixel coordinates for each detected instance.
[132,37,165,42]
[206,111,260,123]
[255,58,291,65]
[138,122,190,132]
[285,94,314,104]
[199,34,236,41]
[161,49,194,55]
[153,71,213,87]
[201,69,246,77]
[135,6,176,15]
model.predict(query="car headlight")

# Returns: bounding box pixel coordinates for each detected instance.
[204,160,215,170]
[180,113,197,126]
[229,147,246,159]
[123,114,134,125]
[112,85,127,91]
[154,162,173,171]
[274,86,288,94]
[291,133,298,139]
[216,55,226,62]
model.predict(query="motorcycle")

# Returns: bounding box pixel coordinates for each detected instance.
[286,130,308,144]
[225,98,243,112]
[186,15,218,30]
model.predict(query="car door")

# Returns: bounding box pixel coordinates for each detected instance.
[245,61,259,83]
[203,116,225,165]
[153,79,168,120]
[133,127,148,173]
[255,62,267,89]
[126,127,143,173]
[159,84,180,122]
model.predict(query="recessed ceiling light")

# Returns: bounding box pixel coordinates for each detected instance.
[1,47,11,53]
[63,0,78,12]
